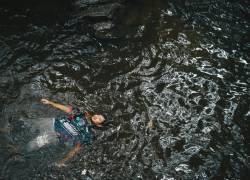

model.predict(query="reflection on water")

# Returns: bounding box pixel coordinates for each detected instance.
[25,118,58,152]
[0,0,249,179]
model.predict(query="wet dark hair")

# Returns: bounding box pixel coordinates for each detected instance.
[102,114,108,123]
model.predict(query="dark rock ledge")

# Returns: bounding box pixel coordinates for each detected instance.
[77,2,124,19]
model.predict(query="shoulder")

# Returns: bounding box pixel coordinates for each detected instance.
[67,106,81,115]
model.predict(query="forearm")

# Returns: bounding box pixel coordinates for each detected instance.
[58,145,81,164]
[49,101,71,113]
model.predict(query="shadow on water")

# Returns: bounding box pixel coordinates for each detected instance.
[0,0,250,179]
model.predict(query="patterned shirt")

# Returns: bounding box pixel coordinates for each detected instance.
[54,107,94,146]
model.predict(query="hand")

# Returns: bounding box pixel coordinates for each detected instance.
[41,98,51,105]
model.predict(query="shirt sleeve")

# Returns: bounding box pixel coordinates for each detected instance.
[68,106,81,115]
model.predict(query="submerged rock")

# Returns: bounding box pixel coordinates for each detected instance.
[75,0,126,7]
[93,21,114,31]
[78,3,124,19]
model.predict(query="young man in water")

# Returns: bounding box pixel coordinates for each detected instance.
[40,98,105,166]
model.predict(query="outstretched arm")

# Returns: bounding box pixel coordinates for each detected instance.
[57,143,81,166]
[41,98,72,113]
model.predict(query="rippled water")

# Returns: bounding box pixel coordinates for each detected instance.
[0,0,250,179]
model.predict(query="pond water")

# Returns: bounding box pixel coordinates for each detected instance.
[0,0,249,179]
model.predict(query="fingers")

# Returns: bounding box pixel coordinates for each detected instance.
[40,99,46,103]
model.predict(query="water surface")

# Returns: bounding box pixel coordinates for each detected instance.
[0,0,249,179]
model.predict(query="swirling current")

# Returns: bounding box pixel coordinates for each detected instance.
[0,0,249,179]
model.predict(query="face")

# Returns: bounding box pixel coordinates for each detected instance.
[91,115,105,125]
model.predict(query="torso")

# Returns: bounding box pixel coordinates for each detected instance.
[54,111,94,146]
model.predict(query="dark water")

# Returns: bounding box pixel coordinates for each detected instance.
[0,0,250,179]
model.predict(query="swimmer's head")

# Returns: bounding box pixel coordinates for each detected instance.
[91,115,105,126]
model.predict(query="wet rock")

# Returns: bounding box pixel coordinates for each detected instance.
[79,3,124,19]
[93,30,118,39]
[76,0,120,6]
[75,0,126,8]
[93,21,114,31]
[92,21,116,39]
